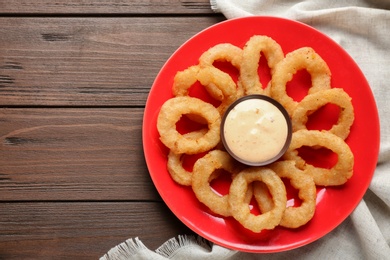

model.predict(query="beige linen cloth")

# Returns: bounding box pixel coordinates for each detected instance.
[101,1,390,259]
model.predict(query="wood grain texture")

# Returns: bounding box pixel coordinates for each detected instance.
[0,2,221,257]
[0,108,165,201]
[0,202,194,259]
[0,16,224,106]
[0,0,214,14]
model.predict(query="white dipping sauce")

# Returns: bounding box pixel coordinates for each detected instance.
[223,98,289,164]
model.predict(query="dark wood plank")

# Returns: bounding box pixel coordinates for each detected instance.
[0,16,224,107]
[0,202,194,259]
[0,108,165,201]
[0,0,214,14]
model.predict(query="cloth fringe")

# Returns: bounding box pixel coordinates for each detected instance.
[100,236,211,260]
[100,237,148,260]
[209,0,220,13]
[156,235,211,258]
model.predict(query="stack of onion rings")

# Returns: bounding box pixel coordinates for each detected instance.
[255,160,317,228]
[229,167,287,232]
[156,34,355,234]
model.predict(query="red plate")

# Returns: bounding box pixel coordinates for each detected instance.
[142,16,380,253]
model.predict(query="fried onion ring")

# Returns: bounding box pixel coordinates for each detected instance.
[157,96,221,154]
[191,150,242,217]
[172,66,238,116]
[292,88,354,140]
[199,43,244,99]
[283,130,354,186]
[254,160,317,228]
[240,35,284,96]
[167,130,208,186]
[270,47,331,115]
[172,65,200,97]
[229,167,287,232]
[197,66,238,115]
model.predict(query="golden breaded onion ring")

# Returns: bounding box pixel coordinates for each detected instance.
[292,88,354,140]
[228,167,287,233]
[240,35,284,96]
[254,160,317,228]
[270,47,331,115]
[191,150,242,217]
[199,43,244,99]
[167,150,193,186]
[197,66,239,115]
[172,66,238,116]
[167,130,208,186]
[199,43,243,71]
[172,65,200,96]
[157,96,221,154]
[283,130,354,186]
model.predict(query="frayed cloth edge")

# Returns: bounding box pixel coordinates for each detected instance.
[210,0,220,13]
[156,235,211,258]
[100,237,148,260]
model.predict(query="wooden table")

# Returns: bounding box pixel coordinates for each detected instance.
[0,1,225,258]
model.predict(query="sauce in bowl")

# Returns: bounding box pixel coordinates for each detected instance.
[221,95,292,166]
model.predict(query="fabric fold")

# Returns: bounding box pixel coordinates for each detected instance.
[350,200,390,259]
